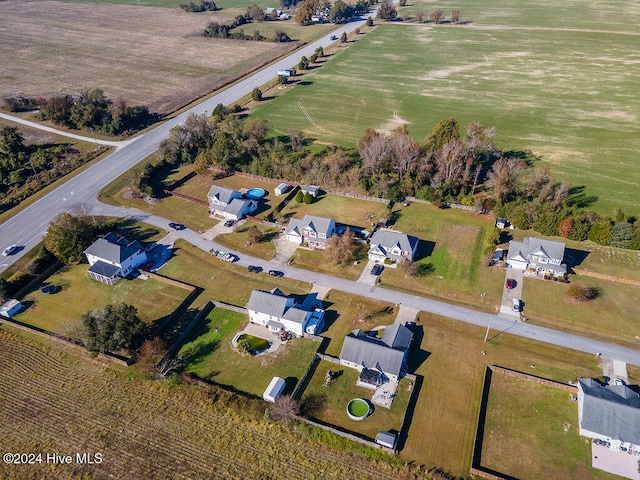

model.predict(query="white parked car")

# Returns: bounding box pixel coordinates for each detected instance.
[613,378,626,386]
[512,298,522,312]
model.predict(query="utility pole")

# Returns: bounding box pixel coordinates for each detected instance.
[484,323,490,342]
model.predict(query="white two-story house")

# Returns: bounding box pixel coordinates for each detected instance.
[84,233,147,286]
[285,214,336,249]
[207,185,258,221]
[507,237,566,276]
[368,229,419,263]
[246,288,325,336]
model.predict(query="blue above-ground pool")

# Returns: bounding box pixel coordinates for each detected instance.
[245,188,266,200]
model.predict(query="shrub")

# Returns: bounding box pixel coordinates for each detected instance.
[566,284,598,302]
[295,190,304,203]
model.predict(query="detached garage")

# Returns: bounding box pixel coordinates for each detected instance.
[263,376,286,403]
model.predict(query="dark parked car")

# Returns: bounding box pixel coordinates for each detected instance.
[506,278,516,289]
[224,220,235,227]
[40,285,59,294]
[168,222,186,231]
[330,35,338,40]
[248,265,262,273]
[2,244,18,256]
[268,270,284,277]
[370,264,384,275]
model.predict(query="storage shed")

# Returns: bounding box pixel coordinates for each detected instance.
[263,376,286,403]
[375,431,397,449]
[0,299,23,318]
[275,183,289,196]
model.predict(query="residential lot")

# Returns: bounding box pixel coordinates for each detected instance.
[178,307,319,397]
[250,22,640,217]
[480,374,618,479]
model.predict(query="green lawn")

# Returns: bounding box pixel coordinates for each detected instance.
[158,239,311,310]
[281,194,390,229]
[14,264,189,335]
[480,374,617,479]
[300,359,411,440]
[321,290,398,357]
[178,307,319,396]
[401,312,603,476]
[231,20,336,43]
[289,246,368,281]
[250,23,640,216]
[214,221,279,260]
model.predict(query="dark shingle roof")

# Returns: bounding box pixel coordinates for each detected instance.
[84,235,143,265]
[579,378,640,445]
[207,185,239,205]
[369,230,418,259]
[88,260,121,278]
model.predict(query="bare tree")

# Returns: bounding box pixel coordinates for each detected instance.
[359,133,391,176]
[270,395,300,424]
[485,157,526,203]
[451,9,462,23]
[430,9,444,23]
[432,140,465,186]
[415,9,426,22]
[288,128,305,152]
[390,128,420,179]
[247,225,263,244]
[324,228,357,264]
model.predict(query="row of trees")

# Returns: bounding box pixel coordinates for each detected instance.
[204,13,291,42]
[180,0,218,12]
[36,88,152,136]
[295,0,371,25]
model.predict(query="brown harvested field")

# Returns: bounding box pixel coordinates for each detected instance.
[0,0,294,115]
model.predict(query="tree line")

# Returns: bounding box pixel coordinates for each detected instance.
[204,9,291,42]
[294,0,371,25]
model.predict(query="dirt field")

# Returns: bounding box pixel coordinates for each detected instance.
[0,0,293,114]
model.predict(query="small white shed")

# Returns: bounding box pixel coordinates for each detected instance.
[275,183,289,196]
[0,299,23,318]
[375,431,397,449]
[263,376,286,403]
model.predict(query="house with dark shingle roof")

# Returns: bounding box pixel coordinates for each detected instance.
[84,233,147,286]
[247,288,325,336]
[368,229,419,263]
[339,324,413,387]
[507,237,566,275]
[285,214,336,249]
[578,378,640,451]
[207,185,257,221]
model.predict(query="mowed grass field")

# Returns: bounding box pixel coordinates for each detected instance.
[0,0,290,114]
[480,374,617,479]
[251,23,640,216]
[0,328,417,480]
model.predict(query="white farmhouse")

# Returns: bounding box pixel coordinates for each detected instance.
[507,237,566,276]
[247,288,325,336]
[207,185,258,221]
[368,229,419,263]
[84,233,147,286]
[285,214,336,249]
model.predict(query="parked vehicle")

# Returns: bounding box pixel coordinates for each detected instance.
[2,244,18,256]
[506,278,516,289]
[512,298,522,312]
[168,222,186,231]
[268,270,284,277]
[613,378,626,386]
[40,285,59,294]
[370,264,383,275]
[224,220,235,227]
[330,35,338,40]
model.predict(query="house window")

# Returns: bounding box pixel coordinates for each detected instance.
[318,233,325,239]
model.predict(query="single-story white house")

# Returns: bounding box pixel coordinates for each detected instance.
[285,214,336,249]
[496,217,508,229]
[339,324,413,388]
[0,299,22,318]
[84,233,147,286]
[247,288,325,336]
[207,185,258,221]
[263,376,286,403]
[578,378,640,452]
[507,237,566,276]
[368,229,419,263]
[275,183,289,196]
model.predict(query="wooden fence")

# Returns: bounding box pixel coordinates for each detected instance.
[163,189,208,206]
[573,268,640,287]
[210,300,247,314]
[490,365,577,394]
[163,301,214,360]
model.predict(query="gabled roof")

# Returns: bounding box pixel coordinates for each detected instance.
[88,260,121,278]
[508,237,565,263]
[247,289,316,325]
[300,185,320,196]
[84,235,143,265]
[507,240,528,263]
[224,198,251,216]
[207,185,239,205]
[339,325,413,377]
[579,378,640,445]
[369,230,418,253]
[286,215,335,238]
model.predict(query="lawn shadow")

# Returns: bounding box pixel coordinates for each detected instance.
[396,374,423,452]
[567,185,598,208]
[166,170,197,191]
[502,149,539,166]
[116,220,163,243]
[283,376,299,395]
[406,325,430,372]
[413,239,436,261]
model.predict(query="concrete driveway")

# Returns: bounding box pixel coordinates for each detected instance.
[272,232,298,264]
[499,268,524,318]
[356,259,380,286]
[202,218,234,241]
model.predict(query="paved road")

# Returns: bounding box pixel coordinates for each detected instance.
[0,15,371,274]
[91,203,640,366]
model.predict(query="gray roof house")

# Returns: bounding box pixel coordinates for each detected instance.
[578,378,640,451]
[368,229,419,262]
[247,288,325,336]
[507,237,566,275]
[300,185,320,197]
[339,324,413,386]
[207,185,258,221]
[84,233,147,285]
[285,214,336,249]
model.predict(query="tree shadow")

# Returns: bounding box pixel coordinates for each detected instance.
[166,170,197,191]
[502,149,539,166]
[300,392,328,417]
[115,221,162,243]
[499,230,513,244]
[567,185,598,208]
